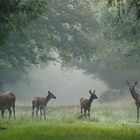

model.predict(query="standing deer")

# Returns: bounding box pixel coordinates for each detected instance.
[0,91,16,118]
[80,90,98,118]
[127,81,140,123]
[32,91,56,119]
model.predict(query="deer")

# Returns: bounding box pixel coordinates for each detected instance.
[80,90,98,118]
[32,90,56,119]
[0,91,16,118]
[127,81,140,123]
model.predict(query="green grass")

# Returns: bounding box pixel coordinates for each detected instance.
[0,103,140,140]
[0,121,140,140]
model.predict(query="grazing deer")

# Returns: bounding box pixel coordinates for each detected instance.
[32,91,56,119]
[127,81,140,123]
[80,90,98,118]
[0,91,16,118]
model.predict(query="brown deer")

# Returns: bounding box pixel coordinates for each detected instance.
[32,91,56,119]
[80,90,98,118]
[127,81,140,123]
[0,91,16,118]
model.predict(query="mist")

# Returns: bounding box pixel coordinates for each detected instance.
[0,0,139,107]
[1,63,108,106]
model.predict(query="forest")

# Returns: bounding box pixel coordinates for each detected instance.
[0,0,140,140]
[0,0,140,87]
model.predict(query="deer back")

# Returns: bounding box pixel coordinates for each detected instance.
[0,92,16,108]
[80,96,89,108]
[32,96,47,108]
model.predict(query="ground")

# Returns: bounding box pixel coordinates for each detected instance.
[0,102,140,140]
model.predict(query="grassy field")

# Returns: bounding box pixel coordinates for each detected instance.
[0,102,140,140]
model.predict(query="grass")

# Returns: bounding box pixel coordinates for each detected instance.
[0,103,140,140]
[0,121,140,140]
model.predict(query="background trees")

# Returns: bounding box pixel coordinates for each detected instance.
[0,0,140,91]
[0,0,47,47]
[0,0,100,70]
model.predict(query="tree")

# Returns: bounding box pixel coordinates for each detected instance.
[0,0,47,47]
[0,0,140,76]
[0,0,49,71]
[106,0,140,26]
[96,0,140,62]
[0,0,101,70]
[43,0,99,64]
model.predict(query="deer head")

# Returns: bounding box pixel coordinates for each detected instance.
[126,80,139,100]
[126,81,138,91]
[89,90,98,99]
[47,91,56,99]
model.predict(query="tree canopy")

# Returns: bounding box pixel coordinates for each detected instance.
[0,0,101,70]
[0,0,48,70]
[106,0,140,25]
[0,0,47,47]
[0,0,140,76]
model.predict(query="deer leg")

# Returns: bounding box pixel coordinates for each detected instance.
[32,108,35,118]
[81,107,83,116]
[40,108,42,120]
[0,106,5,118]
[12,104,16,119]
[43,108,46,120]
[137,107,139,123]
[32,105,36,118]
[8,108,12,118]
[87,108,90,118]
[36,107,39,118]
[1,109,5,118]
[84,108,87,118]
[32,102,35,118]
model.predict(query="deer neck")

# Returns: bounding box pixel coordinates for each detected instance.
[130,88,138,100]
[87,97,93,106]
[45,96,51,104]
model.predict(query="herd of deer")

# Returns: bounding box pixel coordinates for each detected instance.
[0,81,140,123]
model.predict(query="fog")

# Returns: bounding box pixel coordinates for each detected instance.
[1,0,139,108]
[2,63,108,106]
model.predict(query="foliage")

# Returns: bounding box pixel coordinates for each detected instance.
[106,0,140,27]
[0,0,140,74]
[0,0,49,71]
[44,0,100,66]
[99,89,121,102]
[87,0,140,75]
[0,0,47,47]
[0,0,101,70]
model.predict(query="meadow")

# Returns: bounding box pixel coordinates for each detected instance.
[0,102,140,140]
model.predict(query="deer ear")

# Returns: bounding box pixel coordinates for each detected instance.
[89,90,92,95]
[93,90,95,94]
[48,90,51,94]
[134,81,138,86]
[126,80,130,86]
